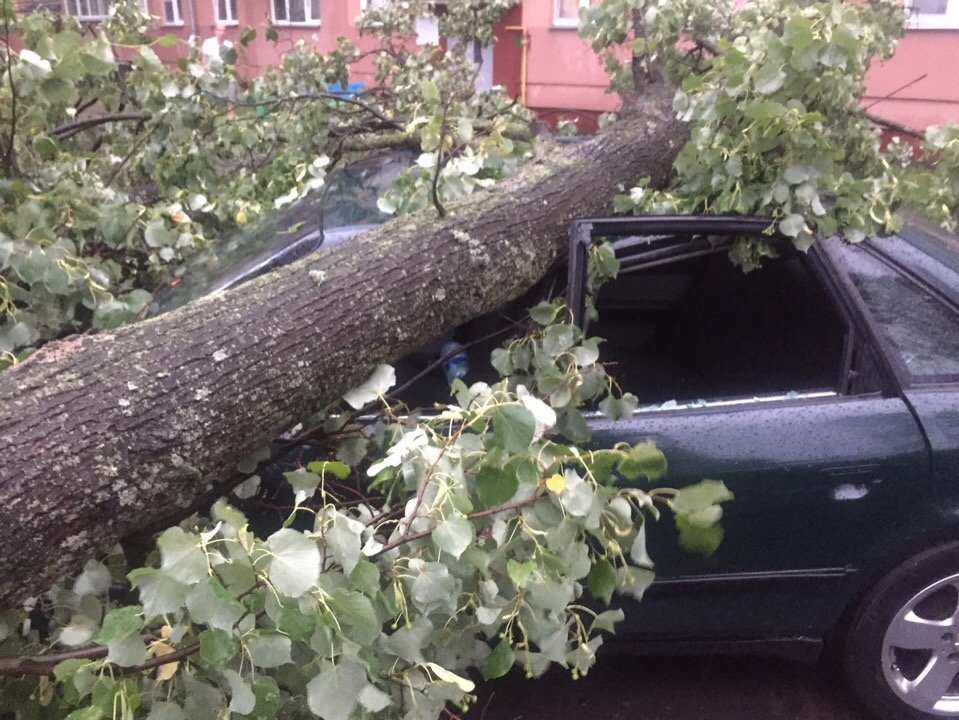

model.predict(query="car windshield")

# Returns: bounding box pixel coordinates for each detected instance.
[150,149,413,315]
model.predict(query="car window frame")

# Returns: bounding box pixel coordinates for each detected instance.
[566,215,889,410]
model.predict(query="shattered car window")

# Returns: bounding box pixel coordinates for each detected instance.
[842,244,959,381]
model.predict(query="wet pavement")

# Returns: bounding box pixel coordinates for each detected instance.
[466,655,868,720]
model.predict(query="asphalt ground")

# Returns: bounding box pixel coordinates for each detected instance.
[465,655,870,720]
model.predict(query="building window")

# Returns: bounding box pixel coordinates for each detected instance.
[163,0,182,25]
[215,0,237,24]
[907,0,959,28]
[272,0,320,25]
[554,0,586,28]
[64,0,111,20]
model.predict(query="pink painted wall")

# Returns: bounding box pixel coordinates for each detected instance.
[513,0,621,124]
[142,0,375,82]
[865,30,959,129]
[134,0,957,132]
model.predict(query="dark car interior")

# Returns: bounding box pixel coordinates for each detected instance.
[588,244,849,404]
[391,236,852,411]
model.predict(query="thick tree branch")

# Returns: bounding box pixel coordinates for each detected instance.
[0,84,687,610]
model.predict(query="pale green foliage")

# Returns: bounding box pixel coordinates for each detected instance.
[583,0,913,267]
[0,282,732,718]
[0,0,531,366]
[886,123,959,231]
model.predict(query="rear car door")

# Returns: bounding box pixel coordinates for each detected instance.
[570,218,930,642]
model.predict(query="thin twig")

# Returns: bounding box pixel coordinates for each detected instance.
[865,112,925,140]
[373,494,545,557]
[864,73,928,110]
[104,121,159,189]
[50,112,144,139]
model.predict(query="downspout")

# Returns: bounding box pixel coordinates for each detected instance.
[505,25,528,106]
[186,0,196,37]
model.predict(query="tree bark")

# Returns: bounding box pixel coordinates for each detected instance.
[0,84,687,610]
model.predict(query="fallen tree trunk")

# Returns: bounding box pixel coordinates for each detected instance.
[0,85,686,610]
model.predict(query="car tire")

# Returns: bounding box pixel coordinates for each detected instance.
[844,540,959,720]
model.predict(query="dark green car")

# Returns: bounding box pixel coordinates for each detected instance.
[161,179,959,718]
[565,215,959,720]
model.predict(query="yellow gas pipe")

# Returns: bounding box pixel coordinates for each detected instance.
[505,25,529,106]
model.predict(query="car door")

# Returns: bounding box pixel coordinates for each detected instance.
[569,218,930,642]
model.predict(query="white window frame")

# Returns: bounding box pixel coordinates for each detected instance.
[163,0,183,26]
[272,0,320,26]
[906,0,959,29]
[215,0,238,26]
[64,0,111,21]
[553,0,587,28]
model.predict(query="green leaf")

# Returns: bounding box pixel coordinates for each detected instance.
[528,301,559,326]
[475,463,519,509]
[490,404,535,454]
[59,613,98,646]
[19,49,51,76]
[239,26,257,46]
[420,78,440,102]
[482,638,515,680]
[358,685,392,712]
[91,675,118,714]
[591,608,625,633]
[754,63,787,94]
[324,511,363,575]
[328,589,380,645]
[587,559,616,604]
[224,669,255,714]
[342,364,395,409]
[199,628,239,667]
[249,677,280,719]
[54,658,90,683]
[556,408,591,444]
[675,514,725,557]
[410,561,456,612]
[669,479,734,515]
[246,632,292,668]
[156,33,180,47]
[615,566,655,601]
[507,559,535,588]
[77,46,114,74]
[306,460,351,479]
[64,707,101,720]
[617,441,667,482]
[782,16,814,50]
[265,529,320,596]
[144,219,177,248]
[306,660,368,720]
[284,468,321,505]
[432,513,474,559]
[94,606,142,644]
[598,393,638,421]
[425,662,475,692]
[277,605,315,642]
[157,527,208,585]
[129,568,189,617]
[779,213,806,237]
[185,576,245,632]
[629,523,654,568]
[106,634,147,667]
[40,77,76,104]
